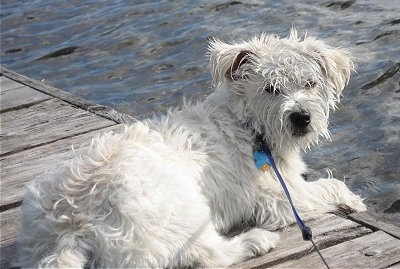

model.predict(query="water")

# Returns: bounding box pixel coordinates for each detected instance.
[1,0,399,221]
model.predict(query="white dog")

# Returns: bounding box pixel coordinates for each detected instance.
[18,29,366,268]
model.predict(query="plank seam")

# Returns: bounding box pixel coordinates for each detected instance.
[0,67,135,124]
[387,261,400,268]
[0,83,26,93]
[0,201,22,213]
[250,231,373,269]
[0,123,117,158]
[0,98,52,113]
[349,214,400,240]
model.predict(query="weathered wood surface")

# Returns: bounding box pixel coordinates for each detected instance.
[1,98,116,156]
[234,214,373,268]
[0,208,20,269]
[349,211,400,239]
[0,124,123,208]
[1,68,136,124]
[270,231,400,269]
[0,76,51,113]
[389,262,400,268]
[1,68,399,269]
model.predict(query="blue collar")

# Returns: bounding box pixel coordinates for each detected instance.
[253,134,272,171]
[252,134,312,241]
[252,134,330,268]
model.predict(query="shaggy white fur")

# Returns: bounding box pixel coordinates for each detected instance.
[18,29,366,268]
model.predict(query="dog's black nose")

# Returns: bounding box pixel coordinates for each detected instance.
[290,111,311,130]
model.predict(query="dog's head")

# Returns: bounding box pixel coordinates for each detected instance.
[208,29,353,150]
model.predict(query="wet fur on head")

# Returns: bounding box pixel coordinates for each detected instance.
[208,29,353,150]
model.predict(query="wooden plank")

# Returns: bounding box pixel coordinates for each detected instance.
[234,214,372,268]
[0,76,23,91]
[0,207,20,269]
[1,207,20,244]
[0,98,116,156]
[270,231,400,269]
[388,262,400,268]
[349,211,400,239]
[1,68,135,124]
[0,124,123,208]
[0,79,51,113]
[1,238,17,269]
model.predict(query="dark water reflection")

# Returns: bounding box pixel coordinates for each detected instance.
[1,0,399,220]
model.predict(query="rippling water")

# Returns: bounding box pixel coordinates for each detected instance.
[1,0,399,220]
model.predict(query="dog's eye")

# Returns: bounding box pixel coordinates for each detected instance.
[304,81,317,89]
[264,84,280,94]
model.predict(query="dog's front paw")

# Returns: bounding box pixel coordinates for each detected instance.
[318,178,367,216]
[242,228,279,256]
[342,189,368,213]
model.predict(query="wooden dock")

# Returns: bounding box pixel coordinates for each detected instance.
[1,67,400,268]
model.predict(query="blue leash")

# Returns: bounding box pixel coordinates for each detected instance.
[253,135,330,268]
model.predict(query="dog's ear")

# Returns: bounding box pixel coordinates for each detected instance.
[302,38,353,100]
[225,50,253,81]
[208,39,253,88]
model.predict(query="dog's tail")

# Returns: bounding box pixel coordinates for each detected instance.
[37,234,90,268]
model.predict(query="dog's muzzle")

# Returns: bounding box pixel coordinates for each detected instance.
[289,110,311,137]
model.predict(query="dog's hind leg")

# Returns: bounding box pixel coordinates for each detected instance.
[192,223,279,267]
[36,233,89,268]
